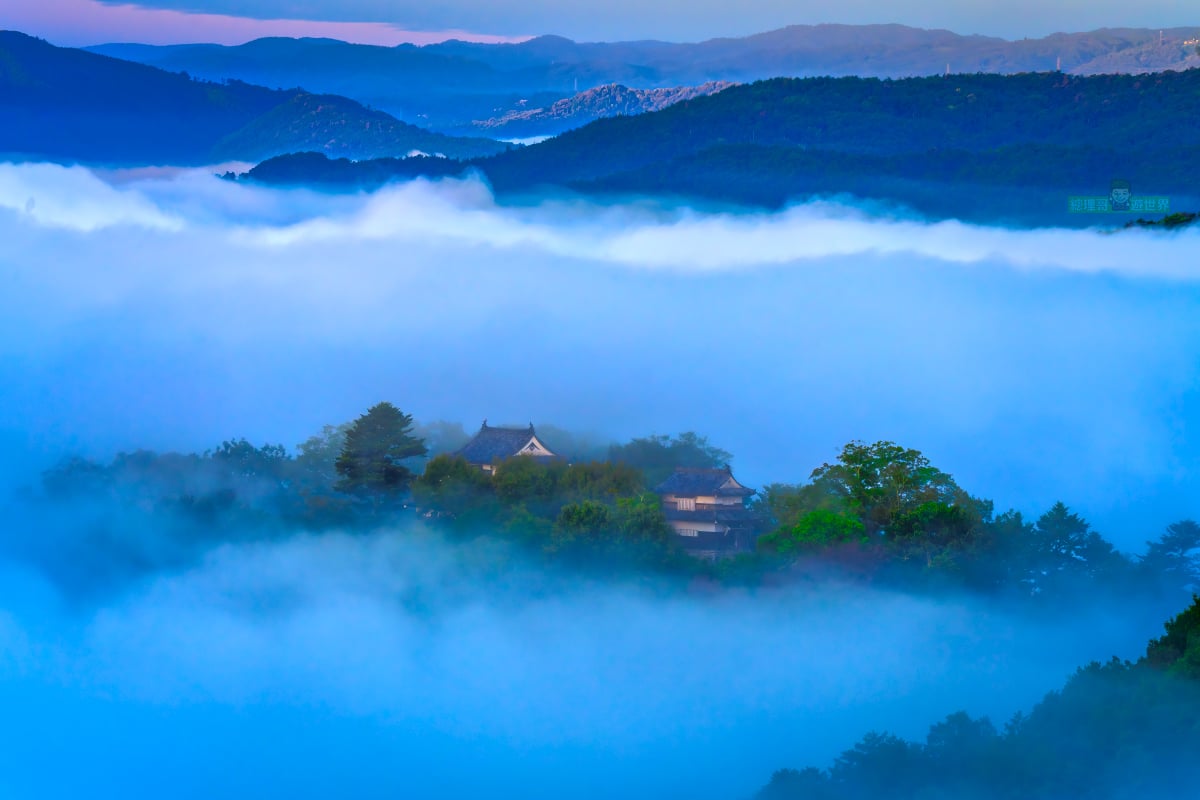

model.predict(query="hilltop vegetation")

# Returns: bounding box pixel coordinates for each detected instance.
[1125,211,1200,230]
[34,403,1200,611]
[235,150,466,186]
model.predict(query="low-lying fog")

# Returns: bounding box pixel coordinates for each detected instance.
[0,162,1197,798]
[0,529,1170,799]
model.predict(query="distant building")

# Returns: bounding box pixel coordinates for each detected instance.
[454,421,558,473]
[654,466,757,558]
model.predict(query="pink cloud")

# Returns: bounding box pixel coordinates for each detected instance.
[0,0,525,46]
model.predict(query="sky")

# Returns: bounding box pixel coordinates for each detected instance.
[0,0,520,47]
[1,0,1197,46]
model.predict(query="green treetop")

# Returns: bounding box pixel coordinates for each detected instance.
[809,440,964,534]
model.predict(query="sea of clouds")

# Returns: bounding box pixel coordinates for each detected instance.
[2,162,1198,532]
[0,161,1198,798]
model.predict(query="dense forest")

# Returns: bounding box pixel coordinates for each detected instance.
[757,594,1200,799]
[33,402,1200,611]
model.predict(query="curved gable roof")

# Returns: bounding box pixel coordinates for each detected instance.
[454,423,557,464]
[654,466,754,497]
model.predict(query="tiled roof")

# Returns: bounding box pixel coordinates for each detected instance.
[454,423,553,465]
[654,466,754,497]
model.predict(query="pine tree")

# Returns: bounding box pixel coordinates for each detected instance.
[335,402,427,498]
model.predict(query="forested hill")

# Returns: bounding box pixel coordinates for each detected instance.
[0,31,508,165]
[476,71,1200,189]
[0,31,283,163]
[245,70,1200,224]
[756,596,1200,800]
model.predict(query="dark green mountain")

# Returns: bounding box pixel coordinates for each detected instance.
[476,72,1200,188]
[0,31,506,165]
[243,70,1200,225]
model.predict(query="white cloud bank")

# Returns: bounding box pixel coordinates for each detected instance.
[2,162,1197,279]
[0,163,182,232]
[0,160,1198,537]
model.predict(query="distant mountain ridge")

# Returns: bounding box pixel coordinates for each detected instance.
[0,31,506,165]
[88,24,1200,137]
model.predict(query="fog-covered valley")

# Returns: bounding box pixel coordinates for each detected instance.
[0,525,1178,799]
[3,163,1199,534]
[1,162,1199,798]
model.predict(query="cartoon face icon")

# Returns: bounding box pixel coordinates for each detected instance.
[1110,180,1132,210]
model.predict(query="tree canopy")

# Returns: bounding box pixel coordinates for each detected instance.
[809,440,965,534]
